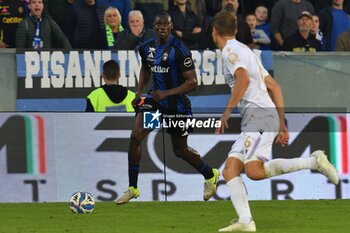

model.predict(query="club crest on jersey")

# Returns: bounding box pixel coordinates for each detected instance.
[162,52,168,61]
[228,52,238,64]
[184,57,193,67]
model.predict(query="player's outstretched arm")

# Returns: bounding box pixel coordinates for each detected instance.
[216,68,250,134]
[264,75,289,146]
[152,70,197,101]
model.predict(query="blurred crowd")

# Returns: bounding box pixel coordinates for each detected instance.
[1,0,350,51]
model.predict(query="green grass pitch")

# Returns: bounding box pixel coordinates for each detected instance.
[0,200,349,233]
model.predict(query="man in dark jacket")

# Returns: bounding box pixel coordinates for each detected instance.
[64,0,107,49]
[114,10,156,50]
[168,0,203,49]
[270,0,314,50]
[16,0,71,49]
[283,11,322,52]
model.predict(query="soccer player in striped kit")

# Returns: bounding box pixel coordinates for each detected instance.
[116,12,219,204]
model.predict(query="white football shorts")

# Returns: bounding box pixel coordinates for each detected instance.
[228,114,279,163]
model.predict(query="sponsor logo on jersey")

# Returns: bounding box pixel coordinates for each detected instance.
[2,16,23,24]
[150,65,170,73]
[184,57,192,67]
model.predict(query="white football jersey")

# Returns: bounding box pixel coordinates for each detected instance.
[222,39,278,130]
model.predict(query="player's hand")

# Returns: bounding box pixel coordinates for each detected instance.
[132,96,142,108]
[275,124,289,147]
[152,90,167,101]
[215,111,230,134]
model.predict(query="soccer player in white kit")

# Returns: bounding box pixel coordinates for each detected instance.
[211,11,340,232]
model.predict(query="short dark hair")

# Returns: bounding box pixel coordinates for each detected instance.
[154,11,172,24]
[212,11,237,37]
[103,60,120,81]
[245,12,256,19]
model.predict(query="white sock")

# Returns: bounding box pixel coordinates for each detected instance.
[264,157,316,178]
[227,176,252,224]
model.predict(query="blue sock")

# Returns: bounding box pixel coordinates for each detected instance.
[197,162,213,179]
[128,165,139,188]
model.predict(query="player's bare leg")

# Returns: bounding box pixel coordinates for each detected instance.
[116,113,151,205]
[171,136,220,201]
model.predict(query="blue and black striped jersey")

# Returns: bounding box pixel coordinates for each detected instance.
[139,35,195,113]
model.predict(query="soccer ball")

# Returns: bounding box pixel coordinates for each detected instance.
[69,191,95,214]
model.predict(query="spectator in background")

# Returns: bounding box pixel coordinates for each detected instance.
[335,29,350,50]
[170,0,207,25]
[114,10,156,50]
[86,59,135,112]
[16,0,71,49]
[64,0,107,49]
[205,0,222,18]
[131,0,168,28]
[168,0,203,49]
[306,0,332,14]
[283,11,322,52]
[246,13,271,49]
[271,0,314,50]
[319,0,350,51]
[221,0,254,49]
[45,0,75,32]
[189,0,208,49]
[22,0,50,14]
[104,7,123,49]
[0,0,26,48]
[255,5,271,50]
[169,0,208,48]
[99,0,131,29]
[310,14,326,50]
[189,0,207,27]
[206,0,254,49]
